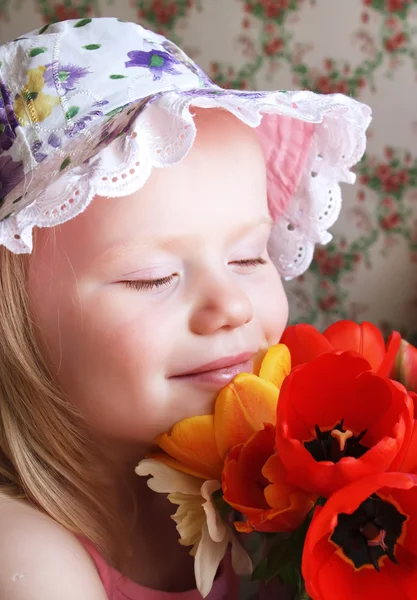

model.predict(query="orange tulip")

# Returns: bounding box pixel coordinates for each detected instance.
[154,344,290,480]
[281,321,401,377]
[156,415,223,480]
[222,424,315,533]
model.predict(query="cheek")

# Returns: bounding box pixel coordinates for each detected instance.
[252,267,288,344]
[51,294,178,440]
[66,294,170,379]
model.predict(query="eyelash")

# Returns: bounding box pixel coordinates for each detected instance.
[123,257,267,291]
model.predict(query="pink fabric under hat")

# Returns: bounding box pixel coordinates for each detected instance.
[0,17,371,278]
[256,113,315,221]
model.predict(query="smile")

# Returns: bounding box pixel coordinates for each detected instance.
[170,352,255,387]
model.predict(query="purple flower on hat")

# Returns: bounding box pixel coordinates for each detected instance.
[47,132,61,148]
[44,63,90,95]
[31,140,47,163]
[161,40,212,87]
[0,82,19,153]
[125,50,181,80]
[0,156,24,202]
[65,108,106,139]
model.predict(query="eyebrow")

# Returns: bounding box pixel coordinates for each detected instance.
[93,215,274,266]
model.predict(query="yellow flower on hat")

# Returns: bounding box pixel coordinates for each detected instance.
[14,66,60,126]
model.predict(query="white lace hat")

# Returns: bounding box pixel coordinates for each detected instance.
[0,17,371,279]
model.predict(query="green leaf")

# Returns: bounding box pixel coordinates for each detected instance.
[252,534,294,583]
[74,18,92,28]
[110,74,127,80]
[60,157,71,171]
[150,54,164,68]
[293,64,308,74]
[38,24,50,34]
[24,91,38,102]
[279,563,304,594]
[252,513,312,585]
[65,106,80,120]
[82,44,101,51]
[105,104,128,118]
[58,70,70,82]
[29,47,48,57]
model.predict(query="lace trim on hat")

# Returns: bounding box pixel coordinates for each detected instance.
[0,89,371,280]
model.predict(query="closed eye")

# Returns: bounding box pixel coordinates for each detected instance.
[122,257,266,291]
[230,257,267,267]
[123,275,177,291]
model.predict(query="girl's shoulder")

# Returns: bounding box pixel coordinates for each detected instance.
[0,495,107,599]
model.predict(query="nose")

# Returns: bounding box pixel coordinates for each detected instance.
[189,273,254,336]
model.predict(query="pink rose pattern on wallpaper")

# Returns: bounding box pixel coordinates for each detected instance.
[0,0,416,341]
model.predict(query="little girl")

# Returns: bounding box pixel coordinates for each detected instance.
[0,17,370,600]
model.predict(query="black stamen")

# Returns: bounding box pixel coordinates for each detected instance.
[304,418,368,463]
[355,429,368,444]
[330,495,406,571]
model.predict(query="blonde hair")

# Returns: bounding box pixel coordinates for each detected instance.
[0,245,125,567]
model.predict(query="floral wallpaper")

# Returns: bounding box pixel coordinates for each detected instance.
[1,0,416,340]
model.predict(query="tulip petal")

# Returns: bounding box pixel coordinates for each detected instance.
[280,324,333,367]
[378,330,401,377]
[312,547,415,600]
[278,352,372,440]
[258,344,291,388]
[156,415,223,480]
[214,374,279,458]
[400,412,417,474]
[392,339,417,393]
[324,320,385,372]
[135,459,203,495]
[223,449,269,511]
[194,522,228,598]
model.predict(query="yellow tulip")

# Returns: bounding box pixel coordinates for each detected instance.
[151,344,291,479]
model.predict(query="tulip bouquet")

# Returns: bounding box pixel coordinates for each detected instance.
[136,321,417,600]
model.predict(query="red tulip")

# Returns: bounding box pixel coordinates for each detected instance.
[391,338,417,392]
[387,340,417,474]
[222,424,314,533]
[276,351,414,497]
[281,321,401,377]
[302,472,417,600]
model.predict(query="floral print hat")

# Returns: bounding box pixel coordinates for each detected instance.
[0,17,371,279]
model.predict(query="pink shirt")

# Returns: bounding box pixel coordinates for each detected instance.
[82,540,238,600]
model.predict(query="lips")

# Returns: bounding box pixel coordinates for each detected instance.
[172,352,256,378]
[169,352,256,388]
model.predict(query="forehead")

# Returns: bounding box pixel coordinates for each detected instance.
[32,109,268,264]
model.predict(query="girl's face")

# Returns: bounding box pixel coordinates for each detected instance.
[28,110,288,451]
